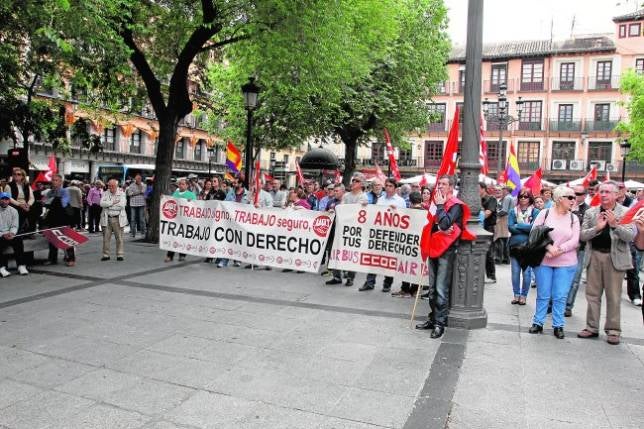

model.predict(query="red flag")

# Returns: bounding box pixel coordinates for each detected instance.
[498,167,507,184]
[479,115,489,176]
[31,154,57,189]
[383,128,401,181]
[253,160,261,205]
[419,171,429,187]
[523,168,543,196]
[620,200,644,224]
[295,161,305,186]
[582,165,598,188]
[263,172,273,183]
[374,162,387,182]
[438,107,460,177]
[334,169,342,184]
[41,227,88,250]
[590,193,601,207]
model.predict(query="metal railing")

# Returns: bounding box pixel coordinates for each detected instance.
[550,76,584,91]
[518,121,542,131]
[549,119,582,132]
[483,80,514,93]
[583,120,619,132]
[588,75,620,91]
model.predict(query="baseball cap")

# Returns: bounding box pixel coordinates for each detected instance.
[0,192,10,199]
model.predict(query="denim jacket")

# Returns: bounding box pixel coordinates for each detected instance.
[508,207,539,248]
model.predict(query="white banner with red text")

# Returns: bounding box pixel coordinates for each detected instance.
[159,196,334,273]
[327,204,429,285]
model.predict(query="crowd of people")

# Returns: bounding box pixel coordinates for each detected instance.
[1,166,642,342]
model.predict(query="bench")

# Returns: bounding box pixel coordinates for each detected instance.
[1,235,50,266]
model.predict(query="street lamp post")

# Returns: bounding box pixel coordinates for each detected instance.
[241,77,260,189]
[482,84,523,176]
[620,140,631,183]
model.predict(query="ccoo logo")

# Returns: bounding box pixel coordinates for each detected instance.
[162,199,178,219]
[312,215,332,237]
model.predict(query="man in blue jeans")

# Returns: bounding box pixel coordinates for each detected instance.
[126,174,147,238]
[416,176,464,339]
[565,185,590,317]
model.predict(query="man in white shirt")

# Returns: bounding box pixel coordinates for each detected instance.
[360,178,406,292]
[100,179,127,261]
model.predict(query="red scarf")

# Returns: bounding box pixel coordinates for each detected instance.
[420,196,476,260]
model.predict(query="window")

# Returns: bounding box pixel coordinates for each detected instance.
[490,63,507,92]
[559,63,575,90]
[428,103,446,131]
[456,102,464,124]
[619,24,627,38]
[521,59,544,91]
[588,141,612,165]
[130,130,142,154]
[594,104,610,122]
[102,127,116,151]
[194,140,202,161]
[519,101,542,130]
[152,138,158,155]
[636,58,644,74]
[484,102,506,131]
[371,142,385,164]
[517,141,540,170]
[486,140,507,169]
[424,141,443,168]
[270,151,276,160]
[558,104,573,123]
[283,154,289,164]
[595,61,612,88]
[175,138,185,159]
[629,23,641,37]
[458,69,466,93]
[551,141,576,161]
[399,148,413,166]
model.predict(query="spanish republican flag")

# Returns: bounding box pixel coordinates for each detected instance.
[226,140,242,174]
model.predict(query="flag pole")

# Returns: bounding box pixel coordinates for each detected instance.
[13,227,66,238]
[410,260,427,328]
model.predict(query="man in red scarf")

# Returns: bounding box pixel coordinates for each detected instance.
[416,175,473,338]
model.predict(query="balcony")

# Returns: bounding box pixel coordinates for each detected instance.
[549,119,582,132]
[483,80,514,94]
[518,121,542,131]
[435,82,449,96]
[584,120,619,132]
[398,158,419,167]
[519,80,546,92]
[428,122,446,132]
[551,76,584,91]
[588,75,620,91]
[518,161,541,171]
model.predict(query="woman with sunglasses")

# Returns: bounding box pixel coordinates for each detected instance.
[528,186,580,339]
[508,190,539,305]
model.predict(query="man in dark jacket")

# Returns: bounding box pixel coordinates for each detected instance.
[480,183,497,282]
[44,174,75,266]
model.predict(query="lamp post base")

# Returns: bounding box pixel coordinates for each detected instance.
[448,223,491,330]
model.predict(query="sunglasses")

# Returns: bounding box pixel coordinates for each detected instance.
[519,195,529,199]
[575,192,586,196]
[351,179,362,183]
[563,195,575,200]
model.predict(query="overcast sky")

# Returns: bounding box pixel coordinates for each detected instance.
[444,0,640,44]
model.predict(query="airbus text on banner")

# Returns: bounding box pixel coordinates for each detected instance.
[226,140,242,174]
[159,196,334,272]
[505,142,522,196]
[41,227,89,250]
[382,128,401,181]
[328,204,429,285]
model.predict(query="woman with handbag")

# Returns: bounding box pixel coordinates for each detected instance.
[508,190,539,305]
[528,186,580,339]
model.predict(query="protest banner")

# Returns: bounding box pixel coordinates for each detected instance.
[159,196,334,272]
[328,204,429,285]
[41,227,89,250]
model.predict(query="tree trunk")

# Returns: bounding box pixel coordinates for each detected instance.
[341,136,358,187]
[146,115,179,243]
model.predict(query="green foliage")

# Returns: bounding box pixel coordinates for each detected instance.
[617,70,644,161]
[206,0,450,155]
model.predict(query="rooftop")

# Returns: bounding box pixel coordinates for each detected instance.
[612,8,644,23]
[449,35,615,62]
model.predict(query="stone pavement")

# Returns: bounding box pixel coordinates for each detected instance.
[0,236,641,429]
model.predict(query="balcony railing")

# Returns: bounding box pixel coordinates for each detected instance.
[483,80,514,93]
[428,122,446,132]
[584,120,619,132]
[519,80,546,92]
[551,76,584,91]
[518,121,542,131]
[549,119,582,132]
[588,75,620,91]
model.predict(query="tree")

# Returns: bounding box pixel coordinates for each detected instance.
[617,70,644,161]
[207,0,450,184]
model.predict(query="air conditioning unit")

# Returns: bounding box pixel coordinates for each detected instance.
[606,163,617,172]
[551,159,567,170]
[569,160,584,171]
[590,160,606,171]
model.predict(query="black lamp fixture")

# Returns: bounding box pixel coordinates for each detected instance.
[620,139,631,182]
[241,77,260,189]
[482,83,523,175]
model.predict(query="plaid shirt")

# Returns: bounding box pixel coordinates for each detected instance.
[126,182,146,207]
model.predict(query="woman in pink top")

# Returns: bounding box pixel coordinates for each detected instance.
[528,186,580,339]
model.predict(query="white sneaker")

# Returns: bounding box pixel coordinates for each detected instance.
[633,298,642,307]
[18,265,29,275]
[0,267,10,278]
